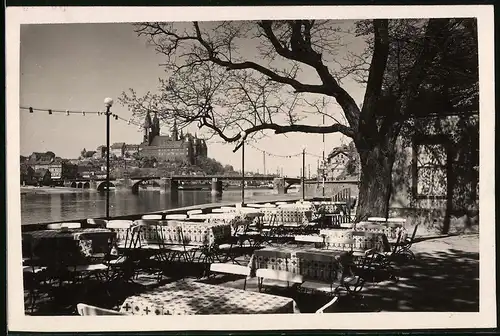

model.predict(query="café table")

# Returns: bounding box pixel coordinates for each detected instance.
[251,246,352,283]
[22,228,115,262]
[319,229,391,254]
[120,279,299,315]
[354,221,408,244]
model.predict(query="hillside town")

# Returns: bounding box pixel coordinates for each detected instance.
[20,114,231,186]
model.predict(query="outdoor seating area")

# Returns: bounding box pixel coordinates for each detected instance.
[22,199,422,316]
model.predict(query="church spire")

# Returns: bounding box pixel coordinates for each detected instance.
[152,111,160,137]
[172,119,179,141]
[143,111,153,144]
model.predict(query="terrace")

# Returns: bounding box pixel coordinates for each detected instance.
[21,199,479,316]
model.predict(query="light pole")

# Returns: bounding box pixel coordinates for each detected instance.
[322,114,326,197]
[240,131,246,207]
[104,97,113,219]
[302,145,306,201]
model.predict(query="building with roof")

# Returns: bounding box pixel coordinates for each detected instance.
[110,142,125,158]
[318,150,354,181]
[138,112,207,164]
[34,168,51,186]
[24,152,78,181]
[124,144,140,158]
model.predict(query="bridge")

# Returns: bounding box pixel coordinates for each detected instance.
[62,175,303,196]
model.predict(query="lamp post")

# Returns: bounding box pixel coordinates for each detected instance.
[104,97,113,219]
[240,131,246,207]
[302,145,306,201]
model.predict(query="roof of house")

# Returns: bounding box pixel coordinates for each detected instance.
[111,142,125,149]
[327,150,349,160]
[20,164,34,174]
[28,160,53,166]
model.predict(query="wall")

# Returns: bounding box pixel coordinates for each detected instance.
[388,116,479,235]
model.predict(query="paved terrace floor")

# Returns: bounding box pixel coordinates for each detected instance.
[25,234,479,315]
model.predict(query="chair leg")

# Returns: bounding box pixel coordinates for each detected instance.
[243,278,247,290]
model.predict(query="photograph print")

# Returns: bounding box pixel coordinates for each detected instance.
[7,5,495,332]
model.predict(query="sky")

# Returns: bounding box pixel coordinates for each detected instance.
[20,22,367,177]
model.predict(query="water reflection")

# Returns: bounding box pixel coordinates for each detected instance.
[20,189,273,225]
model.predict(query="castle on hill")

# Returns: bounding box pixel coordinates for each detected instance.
[107,111,208,165]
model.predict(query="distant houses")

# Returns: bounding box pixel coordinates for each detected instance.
[21,151,78,185]
[20,164,35,185]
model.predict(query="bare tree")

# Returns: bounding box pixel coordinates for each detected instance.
[120,19,478,220]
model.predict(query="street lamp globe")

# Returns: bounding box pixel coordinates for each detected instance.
[240,130,246,138]
[104,97,114,108]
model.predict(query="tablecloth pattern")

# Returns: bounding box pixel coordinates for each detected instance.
[251,246,351,282]
[354,221,408,243]
[22,228,115,261]
[319,229,390,253]
[262,208,312,226]
[120,279,298,315]
[136,221,232,246]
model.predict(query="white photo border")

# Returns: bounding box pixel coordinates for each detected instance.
[6,5,496,332]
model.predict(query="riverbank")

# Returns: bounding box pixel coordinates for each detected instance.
[20,186,88,195]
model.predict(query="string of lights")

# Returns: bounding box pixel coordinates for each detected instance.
[21,105,326,160]
[20,106,145,129]
[246,142,324,160]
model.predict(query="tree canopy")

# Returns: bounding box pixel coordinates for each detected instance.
[120,18,479,221]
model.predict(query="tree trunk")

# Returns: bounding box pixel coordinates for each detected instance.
[355,143,396,221]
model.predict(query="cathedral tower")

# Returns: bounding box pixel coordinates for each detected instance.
[172,119,179,141]
[143,111,153,144]
[152,112,160,138]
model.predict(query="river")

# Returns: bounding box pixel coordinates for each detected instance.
[20,187,300,225]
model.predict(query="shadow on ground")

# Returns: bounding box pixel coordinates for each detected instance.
[360,248,479,312]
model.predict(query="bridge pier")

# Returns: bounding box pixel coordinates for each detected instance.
[211,178,223,197]
[273,177,287,195]
[115,178,132,192]
[89,180,98,191]
[159,178,179,195]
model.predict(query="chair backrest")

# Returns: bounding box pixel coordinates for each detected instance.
[60,222,81,229]
[106,220,134,229]
[142,214,162,220]
[210,263,251,276]
[316,296,339,313]
[77,303,125,316]
[256,268,304,284]
[87,218,108,228]
[46,223,62,230]
[164,214,188,220]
